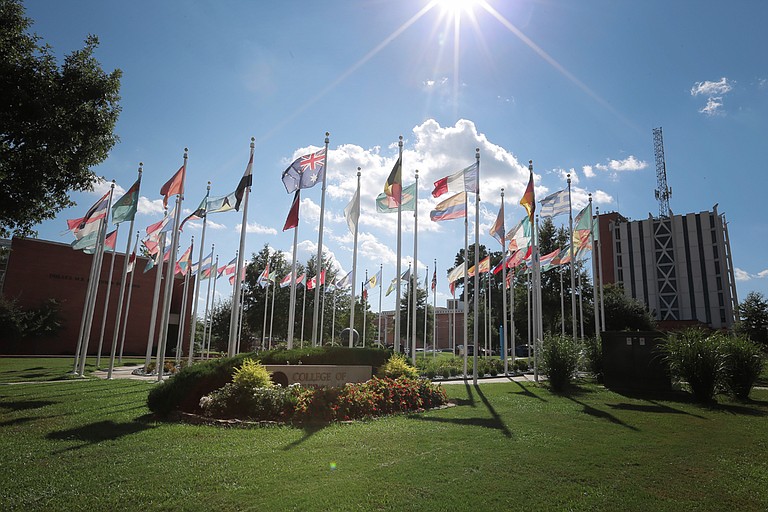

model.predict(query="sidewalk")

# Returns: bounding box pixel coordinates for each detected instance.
[91,366,169,382]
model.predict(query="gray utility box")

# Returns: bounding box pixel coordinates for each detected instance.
[601,331,671,392]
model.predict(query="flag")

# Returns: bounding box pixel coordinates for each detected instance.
[430,191,467,222]
[336,271,353,290]
[229,265,247,286]
[431,268,436,292]
[198,250,214,275]
[344,187,359,235]
[180,194,208,232]
[468,256,491,277]
[296,273,306,287]
[159,206,178,234]
[127,250,136,274]
[71,230,100,252]
[175,244,193,276]
[280,273,294,288]
[431,162,478,198]
[384,268,409,297]
[574,202,593,231]
[539,248,561,271]
[67,191,109,237]
[104,229,117,251]
[72,214,105,241]
[307,270,326,290]
[257,264,270,288]
[505,270,512,289]
[326,284,337,293]
[511,246,532,268]
[520,171,535,222]
[365,269,381,289]
[449,281,456,296]
[283,190,301,231]
[112,178,141,224]
[281,149,326,194]
[235,151,254,211]
[207,191,237,214]
[539,189,569,219]
[447,264,465,284]
[375,182,416,213]
[383,155,402,207]
[160,166,185,208]
[362,289,368,301]
[145,212,172,238]
[489,203,505,245]
[218,256,237,278]
[506,216,532,252]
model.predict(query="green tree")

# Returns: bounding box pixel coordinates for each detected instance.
[602,283,656,331]
[397,274,433,350]
[0,0,122,237]
[735,291,768,348]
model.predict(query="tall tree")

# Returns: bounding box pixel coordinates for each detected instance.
[0,0,122,237]
[735,291,768,348]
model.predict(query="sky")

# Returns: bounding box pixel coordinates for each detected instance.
[22,0,768,315]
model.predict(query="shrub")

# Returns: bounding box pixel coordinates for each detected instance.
[720,334,765,399]
[540,335,580,392]
[200,383,295,420]
[660,328,723,403]
[378,353,419,379]
[513,359,529,372]
[581,336,604,382]
[232,359,273,389]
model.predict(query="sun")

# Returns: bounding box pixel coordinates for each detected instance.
[433,0,480,17]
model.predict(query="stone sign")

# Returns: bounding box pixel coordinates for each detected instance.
[264,365,372,388]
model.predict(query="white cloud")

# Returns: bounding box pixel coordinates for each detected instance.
[583,165,595,178]
[296,240,345,273]
[236,222,277,235]
[690,77,732,96]
[757,269,768,279]
[138,196,164,215]
[699,96,725,116]
[734,268,752,281]
[90,178,125,197]
[589,155,648,175]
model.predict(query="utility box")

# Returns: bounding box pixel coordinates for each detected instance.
[601,331,671,392]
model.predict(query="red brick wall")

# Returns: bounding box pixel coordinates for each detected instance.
[1,237,193,356]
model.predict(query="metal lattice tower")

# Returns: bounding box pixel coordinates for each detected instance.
[653,127,672,217]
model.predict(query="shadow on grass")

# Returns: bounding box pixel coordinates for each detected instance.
[46,415,156,452]
[607,401,706,419]
[565,396,639,431]
[508,380,548,402]
[611,388,767,417]
[282,425,325,451]
[0,400,57,411]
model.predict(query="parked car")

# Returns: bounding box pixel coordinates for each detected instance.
[514,344,531,358]
[455,344,475,356]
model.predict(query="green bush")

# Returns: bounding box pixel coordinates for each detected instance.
[378,353,419,379]
[259,346,390,372]
[513,359,529,372]
[200,383,296,420]
[232,359,273,389]
[581,336,603,382]
[540,335,580,392]
[660,328,723,403]
[720,334,765,399]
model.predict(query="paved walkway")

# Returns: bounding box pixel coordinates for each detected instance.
[91,366,169,382]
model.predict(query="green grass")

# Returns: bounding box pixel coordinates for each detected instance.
[1,358,767,511]
[0,357,145,383]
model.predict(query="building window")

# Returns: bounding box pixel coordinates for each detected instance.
[617,255,623,267]
[615,229,621,240]
[616,241,622,253]
[718,293,724,307]
[618,269,624,282]
[716,277,722,290]
[714,261,720,274]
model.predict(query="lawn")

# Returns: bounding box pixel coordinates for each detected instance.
[0,357,145,383]
[1,358,767,511]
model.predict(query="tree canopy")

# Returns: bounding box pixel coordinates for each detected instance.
[0,0,122,237]
[735,291,768,348]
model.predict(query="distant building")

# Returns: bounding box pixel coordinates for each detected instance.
[598,205,738,330]
[376,299,465,351]
[0,237,192,355]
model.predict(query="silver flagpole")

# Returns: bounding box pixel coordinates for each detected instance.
[463,192,469,378]
[188,182,210,364]
[228,138,254,357]
[300,282,307,348]
[394,135,403,353]
[73,227,101,373]
[560,265,565,336]
[596,206,606,332]
[311,132,331,347]
[406,263,411,352]
[411,170,419,362]
[473,148,480,385]
[432,260,437,359]
[77,182,116,376]
[205,255,219,358]
[568,174,577,341]
[500,189,509,374]
[96,224,119,368]
[108,164,141,376]
[378,263,383,345]
[144,222,167,372]
[269,273,277,349]
[590,195,600,338]
[320,278,326,345]
[510,268,516,371]
[201,252,216,357]
[117,231,140,364]
[579,269,585,339]
[331,287,337,345]
[262,272,270,347]
[487,269,492,357]
[534,213,543,383]
[287,199,300,349]
[156,190,184,382]
[363,272,368,346]
[423,265,428,356]
[176,238,193,363]
[349,169,361,348]
[237,283,245,352]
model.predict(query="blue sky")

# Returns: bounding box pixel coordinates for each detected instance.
[24,0,768,313]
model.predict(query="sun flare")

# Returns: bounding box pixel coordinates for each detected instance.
[434,0,480,17]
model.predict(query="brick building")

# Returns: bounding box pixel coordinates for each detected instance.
[0,237,192,355]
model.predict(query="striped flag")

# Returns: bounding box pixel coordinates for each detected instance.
[430,191,467,222]
[539,189,569,219]
[519,171,535,222]
[431,162,478,198]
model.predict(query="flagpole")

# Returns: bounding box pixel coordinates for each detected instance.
[349,169,361,347]
[157,190,184,381]
[463,188,469,378]
[596,205,606,332]
[95,224,119,368]
[157,148,188,381]
[117,231,139,364]
[510,268,516,371]
[331,287,337,345]
[579,269,585,338]
[237,283,246,352]
[533,213,542,383]
[262,272,270,348]
[500,189,509,374]
[406,263,411,353]
[568,174,577,342]
[228,139,253,357]
[394,135,403,353]
[363,270,368,347]
[411,169,419,362]
[176,237,193,363]
[590,195,600,338]
[202,252,216,357]
[432,260,437,359]
[472,148,480,385]
[72,228,100,373]
[487,268,492,357]
[269,272,277,349]
[378,263,383,345]
[76,181,116,376]
[560,265,565,336]
[301,282,307,348]
[145,221,167,372]
[310,132,331,347]
[187,182,210,364]
[423,264,428,357]
[287,193,300,348]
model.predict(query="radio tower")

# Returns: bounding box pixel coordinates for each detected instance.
[653,127,672,217]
